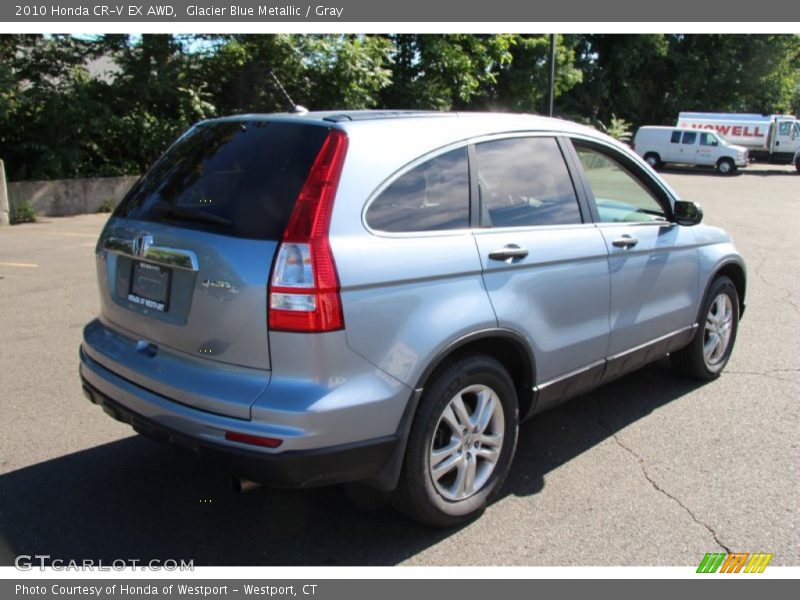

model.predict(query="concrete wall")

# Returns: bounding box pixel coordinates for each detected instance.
[7,175,139,217]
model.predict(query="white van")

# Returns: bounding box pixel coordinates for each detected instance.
[633,126,749,174]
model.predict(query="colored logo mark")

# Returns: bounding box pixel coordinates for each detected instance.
[697,552,773,573]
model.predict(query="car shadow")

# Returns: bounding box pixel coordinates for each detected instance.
[658,165,796,177]
[0,359,705,566]
[656,166,743,177]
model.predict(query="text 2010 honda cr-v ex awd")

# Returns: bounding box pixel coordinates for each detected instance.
[80,111,746,526]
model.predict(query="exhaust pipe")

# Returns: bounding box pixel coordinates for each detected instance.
[230,476,261,494]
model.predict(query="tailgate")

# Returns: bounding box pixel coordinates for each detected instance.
[97,219,277,371]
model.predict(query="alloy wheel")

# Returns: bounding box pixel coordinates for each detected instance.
[428,384,505,501]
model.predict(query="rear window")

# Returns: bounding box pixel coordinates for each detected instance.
[365,148,470,233]
[115,120,329,240]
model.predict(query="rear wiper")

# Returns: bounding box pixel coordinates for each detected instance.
[153,201,232,227]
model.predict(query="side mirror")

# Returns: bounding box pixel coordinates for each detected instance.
[674,200,703,226]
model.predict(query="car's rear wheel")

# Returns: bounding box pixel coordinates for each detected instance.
[671,276,739,380]
[644,153,661,169]
[394,354,518,527]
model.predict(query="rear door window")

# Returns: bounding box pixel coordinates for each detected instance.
[365,148,470,233]
[474,137,582,228]
[681,131,698,145]
[115,121,329,240]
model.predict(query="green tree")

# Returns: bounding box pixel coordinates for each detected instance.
[560,34,800,127]
[670,34,800,116]
[492,34,583,113]
[0,35,113,180]
[199,34,392,113]
[104,34,215,172]
[559,34,674,125]
[380,34,515,110]
[300,35,393,109]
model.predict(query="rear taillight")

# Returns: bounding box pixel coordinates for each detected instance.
[225,431,283,449]
[268,129,348,333]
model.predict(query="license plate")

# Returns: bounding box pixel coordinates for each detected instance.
[128,261,171,312]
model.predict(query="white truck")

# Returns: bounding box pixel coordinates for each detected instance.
[633,126,749,174]
[677,112,800,171]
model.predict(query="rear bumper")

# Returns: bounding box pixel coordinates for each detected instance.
[79,346,401,488]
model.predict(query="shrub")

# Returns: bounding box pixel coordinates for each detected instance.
[11,201,36,224]
[97,198,116,213]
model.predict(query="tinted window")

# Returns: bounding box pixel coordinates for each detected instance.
[670,131,682,143]
[681,131,697,145]
[474,137,581,228]
[700,132,718,146]
[115,121,329,240]
[575,145,667,223]
[366,148,469,232]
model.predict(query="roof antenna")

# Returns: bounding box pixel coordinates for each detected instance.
[269,70,308,114]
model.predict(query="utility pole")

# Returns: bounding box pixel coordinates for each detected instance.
[547,34,556,117]
[0,160,9,226]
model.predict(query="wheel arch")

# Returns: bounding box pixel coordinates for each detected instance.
[701,260,747,322]
[412,329,537,420]
[366,328,536,491]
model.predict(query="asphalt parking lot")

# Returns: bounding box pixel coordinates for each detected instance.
[0,162,797,567]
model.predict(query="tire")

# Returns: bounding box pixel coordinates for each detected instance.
[671,276,739,380]
[795,157,800,173]
[644,153,661,169]
[393,354,519,527]
[717,158,736,175]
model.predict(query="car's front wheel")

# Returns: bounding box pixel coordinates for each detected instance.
[394,354,519,527]
[717,158,736,175]
[672,275,739,379]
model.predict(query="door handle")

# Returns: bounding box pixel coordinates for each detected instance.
[612,235,638,249]
[488,244,529,262]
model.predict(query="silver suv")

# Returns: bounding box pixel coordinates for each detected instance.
[80,111,746,526]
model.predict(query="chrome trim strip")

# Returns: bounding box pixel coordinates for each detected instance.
[103,237,199,271]
[607,325,695,362]
[536,359,606,391]
[534,324,696,390]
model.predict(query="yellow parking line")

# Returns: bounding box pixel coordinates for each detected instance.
[0,261,38,268]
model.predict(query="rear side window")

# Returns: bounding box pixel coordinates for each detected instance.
[670,131,682,143]
[366,148,469,233]
[474,137,582,228]
[115,121,329,240]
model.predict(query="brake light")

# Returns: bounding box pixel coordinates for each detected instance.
[225,431,283,448]
[268,129,348,332]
